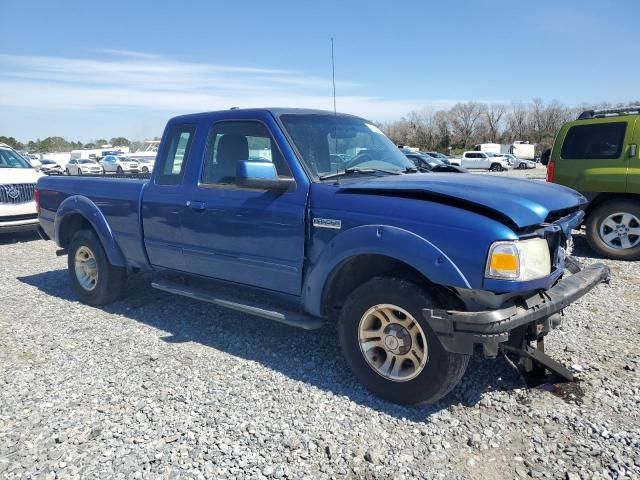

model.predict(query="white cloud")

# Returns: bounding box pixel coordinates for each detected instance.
[0,49,455,124]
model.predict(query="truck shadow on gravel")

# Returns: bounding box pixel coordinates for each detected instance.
[0,231,41,245]
[20,269,548,421]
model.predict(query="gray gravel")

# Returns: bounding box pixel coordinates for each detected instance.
[1,186,639,479]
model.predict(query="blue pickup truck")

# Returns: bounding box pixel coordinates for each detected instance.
[36,108,609,405]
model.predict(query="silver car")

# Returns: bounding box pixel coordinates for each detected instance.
[133,157,155,174]
[65,158,104,175]
[100,155,140,174]
[503,154,536,169]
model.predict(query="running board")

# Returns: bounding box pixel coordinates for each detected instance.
[151,280,324,330]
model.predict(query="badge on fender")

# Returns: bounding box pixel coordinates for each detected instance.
[313,218,342,229]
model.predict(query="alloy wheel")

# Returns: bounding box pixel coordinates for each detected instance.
[74,246,99,291]
[358,304,428,382]
[599,212,640,250]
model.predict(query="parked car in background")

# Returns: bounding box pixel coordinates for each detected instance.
[455,151,511,171]
[100,155,140,174]
[37,107,609,406]
[547,106,640,260]
[403,152,465,173]
[421,151,451,165]
[135,157,155,174]
[502,154,536,170]
[65,158,104,175]
[0,143,43,232]
[39,159,64,175]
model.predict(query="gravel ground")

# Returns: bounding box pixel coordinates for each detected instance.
[1,173,638,479]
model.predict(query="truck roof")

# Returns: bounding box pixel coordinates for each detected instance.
[169,107,364,123]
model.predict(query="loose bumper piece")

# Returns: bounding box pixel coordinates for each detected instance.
[424,261,610,357]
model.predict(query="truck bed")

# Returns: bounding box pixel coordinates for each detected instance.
[37,175,149,269]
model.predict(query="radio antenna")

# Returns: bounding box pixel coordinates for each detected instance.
[331,37,337,116]
[331,37,340,182]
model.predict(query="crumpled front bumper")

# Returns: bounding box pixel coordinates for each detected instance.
[423,260,610,357]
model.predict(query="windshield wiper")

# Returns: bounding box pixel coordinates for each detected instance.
[319,167,402,180]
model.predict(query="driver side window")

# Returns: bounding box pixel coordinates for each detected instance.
[201,121,291,185]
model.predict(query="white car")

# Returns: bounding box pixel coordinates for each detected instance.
[133,157,155,174]
[100,155,140,174]
[65,158,104,175]
[502,153,536,169]
[457,151,512,171]
[0,143,43,233]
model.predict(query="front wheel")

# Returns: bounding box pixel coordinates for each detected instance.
[338,277,469,405]
[586,199,640,260]
[489,163,502,172]
[68,229,127,305]
[117,166,123,174]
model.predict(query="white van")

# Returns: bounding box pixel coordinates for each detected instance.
[0,143,43,233]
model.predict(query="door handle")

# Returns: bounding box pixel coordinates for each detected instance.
[187,200,206,211]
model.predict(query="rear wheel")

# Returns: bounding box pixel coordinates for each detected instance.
[68,230,127,305]
[489,163,502,172]
[338,277,469,405]
[65,168,70,175]
[141,166,149,173]
[586,199,640,260]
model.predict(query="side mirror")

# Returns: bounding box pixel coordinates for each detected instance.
[235,160,294,191]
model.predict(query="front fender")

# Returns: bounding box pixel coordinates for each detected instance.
[303,224,471,317]
[55,195,126,267]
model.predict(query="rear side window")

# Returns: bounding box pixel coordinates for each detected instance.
[155,124,195,185]
[561,122,627,160]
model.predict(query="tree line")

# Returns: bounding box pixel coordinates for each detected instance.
[0,136,146,153]
[2,99,638,155]
[380,99,639,154]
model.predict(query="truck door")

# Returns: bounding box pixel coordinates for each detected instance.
[627,118,640,194]
[179,115,308,296]
[479,153,491,169]
[141,123,197,272]
[462,153,478,169]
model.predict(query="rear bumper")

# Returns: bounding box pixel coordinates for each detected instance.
[0,220,39,234]
[423,261,610,357]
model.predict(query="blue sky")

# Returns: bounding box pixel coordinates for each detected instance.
[1,0,638,142]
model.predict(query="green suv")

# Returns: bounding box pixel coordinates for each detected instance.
[547,106,640,260]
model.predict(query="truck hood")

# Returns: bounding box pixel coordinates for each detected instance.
[340,173,586,229]
[0,168,43,184]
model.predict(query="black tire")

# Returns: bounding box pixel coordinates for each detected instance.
[77,169,82,175]
[338,277,470,405]
[65,169,70,175]
[518,163,526,170]
[117,166,123,174]
[67,229,127,305]
[489,163,502,172]
[141,166,149,173]
[586,199,640,260]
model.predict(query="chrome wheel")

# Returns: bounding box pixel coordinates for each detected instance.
[599,212,640,250]
[75,246,99,291]
[358,304,428,382]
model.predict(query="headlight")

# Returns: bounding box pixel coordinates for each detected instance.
[485,238,551,281]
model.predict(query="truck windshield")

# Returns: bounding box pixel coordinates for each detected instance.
[280,114,413,179]
[0,148,32,168]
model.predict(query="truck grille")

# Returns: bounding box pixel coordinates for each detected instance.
[0,184,36,204]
